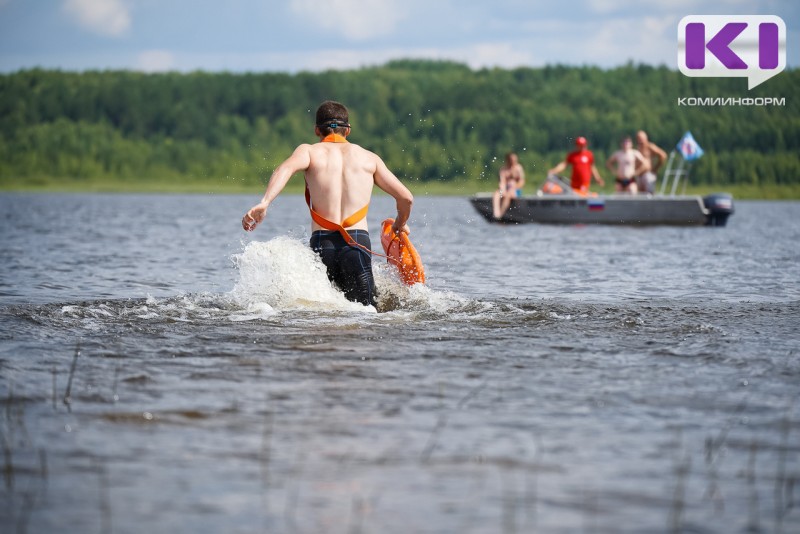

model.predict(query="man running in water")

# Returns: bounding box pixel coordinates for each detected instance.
[606,136,648,194]
[242,100,414,308]
[547,136,605,196]
[635,130,667,195]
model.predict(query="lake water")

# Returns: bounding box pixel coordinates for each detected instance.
[1,192,799,533]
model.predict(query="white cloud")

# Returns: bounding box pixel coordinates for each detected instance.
[586,0,752,14]
[136,50,175,72]
[443,42,537,70]
[580,16,676,66]
[510,15,675,67]
[64,0,130,37]
[289,0,410,41]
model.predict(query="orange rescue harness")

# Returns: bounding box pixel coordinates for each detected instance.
[304,133,369,246]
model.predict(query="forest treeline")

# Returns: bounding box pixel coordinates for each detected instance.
[1,60,798,190]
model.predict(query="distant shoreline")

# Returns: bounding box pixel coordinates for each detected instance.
[3,66,797,194]
[1,178,798,200]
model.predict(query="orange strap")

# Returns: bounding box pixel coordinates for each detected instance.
[305,186,395,263]
[321,133,348,143]
[304,184,369,245]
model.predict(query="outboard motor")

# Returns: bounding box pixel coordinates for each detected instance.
[703,193,734,226]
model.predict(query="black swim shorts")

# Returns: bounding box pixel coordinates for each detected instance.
[310,230,377,308]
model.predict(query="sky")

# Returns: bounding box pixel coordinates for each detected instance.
[0,0,797,73]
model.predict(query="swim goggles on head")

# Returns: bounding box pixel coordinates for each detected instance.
[316,119,351,129]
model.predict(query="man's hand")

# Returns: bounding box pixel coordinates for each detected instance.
[242,203,267,231]
[392,221,410,235]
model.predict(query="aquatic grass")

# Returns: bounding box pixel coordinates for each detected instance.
[665,397,800,534]
[1,301,798,531]
[419,379,489,464]
[669,428,692,534]
[50,367,57,412]
[2,387,14,493]
[96,457,112,534]
[63,345,80,412]
[258,405,273,529]
[1,384,49,534]
[774,406,796,533]
[747,439,761,532]
[111,365,120,404]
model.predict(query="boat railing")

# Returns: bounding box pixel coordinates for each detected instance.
[659,151,693,196]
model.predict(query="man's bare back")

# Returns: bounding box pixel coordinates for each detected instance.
[302,140,408,232]
[242,136,411,234]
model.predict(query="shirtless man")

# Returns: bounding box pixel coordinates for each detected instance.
[635,130,667,195]
[606,136,648,194]
[242,100,413,308]
[492,152,525,219]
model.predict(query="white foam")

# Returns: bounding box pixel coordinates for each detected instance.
[372,261,488,316]
[228,302,278,322]
[225,236,489,318]
[229,237,373,313]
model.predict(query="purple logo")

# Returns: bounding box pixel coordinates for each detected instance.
[678,16,786,89]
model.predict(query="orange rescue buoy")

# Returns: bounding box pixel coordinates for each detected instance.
[541,181,564,194]
[380,218,425,285]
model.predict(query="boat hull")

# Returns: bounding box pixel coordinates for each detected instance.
[469,193,733,226]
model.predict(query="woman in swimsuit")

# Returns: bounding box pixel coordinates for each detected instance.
[492,152,526,219]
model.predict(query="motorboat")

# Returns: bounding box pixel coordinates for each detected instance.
[470,145,734,227]
[469,190,734,226]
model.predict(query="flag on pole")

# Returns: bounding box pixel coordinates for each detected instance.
[677,131,704,161]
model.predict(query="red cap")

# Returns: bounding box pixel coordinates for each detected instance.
[575,136,587,147]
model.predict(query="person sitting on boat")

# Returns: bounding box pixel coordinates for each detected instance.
[241,100,414,308]
[606,136,648,194]
[635,130,667,195]
[492,152,525,219]
[547,136,605,196]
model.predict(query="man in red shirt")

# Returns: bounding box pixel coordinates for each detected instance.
[547,136,605,195]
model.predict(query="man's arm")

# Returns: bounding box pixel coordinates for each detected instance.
[373,156,413,234]
[633,150,649,175]
[650,142,668,172]
[591,165,605,186]
[548,160,568,176]
[242,144,311,231]
[605,153,617,173]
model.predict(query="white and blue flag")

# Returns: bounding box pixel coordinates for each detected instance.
[677,131,704,161]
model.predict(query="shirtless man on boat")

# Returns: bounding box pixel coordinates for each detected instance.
[242,100,413,308]
[492,152,525,219]
[635,130,667,195]
[606,136,648,194]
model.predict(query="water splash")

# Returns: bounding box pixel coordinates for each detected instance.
[17,237,491,326]
[230,237,370,313]
[228,236,483,316]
